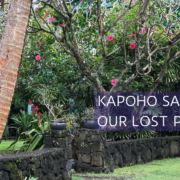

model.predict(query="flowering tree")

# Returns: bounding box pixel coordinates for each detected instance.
[1,0,180,137]
[0,0,31,139]
[26,0,180,122]
[28,0,180,93]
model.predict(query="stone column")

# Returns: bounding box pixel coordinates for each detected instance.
[76,129,106,173]
[43,130,72,159]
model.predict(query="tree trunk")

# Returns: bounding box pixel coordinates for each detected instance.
[0,0,31,139]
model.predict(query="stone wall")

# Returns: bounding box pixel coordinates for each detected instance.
[0,130,72,180]
[0,148,72,180]
[76,129,180,173]
[104,136,180,169]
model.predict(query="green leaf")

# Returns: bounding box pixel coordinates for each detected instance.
[26,135,43,152]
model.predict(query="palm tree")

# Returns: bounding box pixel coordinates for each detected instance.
[0,0,31,140]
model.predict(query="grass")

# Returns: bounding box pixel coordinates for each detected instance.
[0,140,24,155]
[0,140,24,150]
[74,158,180,180]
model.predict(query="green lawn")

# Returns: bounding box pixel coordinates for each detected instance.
[0,140,24,155]
[74,158,180,180]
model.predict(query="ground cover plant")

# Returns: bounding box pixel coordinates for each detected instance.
[73,158,180,180]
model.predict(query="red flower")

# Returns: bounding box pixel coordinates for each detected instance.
[31,104,35,108]
[131,33,135,37]
[107,35,113,41]
[60,23,65,27]
[130,43,136,49]
[38,112,41,116]
[18,73,21,76]
[142,28,146,34]
[35,107,39,111]
[28,100,32,105]
[32,111,35,115]
[35,55,41,61]
[37,117,40,120]
[111,79,117,86]
[45,11,48,16]
[38,123,41,125]
[50,17,55,22]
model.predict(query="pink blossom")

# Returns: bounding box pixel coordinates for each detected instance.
[16,84,18,88]
[111,79,117,85]
[49,17,55,22]
[131,33,135,37]
[38,41,42,46]
[18,73,21,76]
[45,11,49,16]
[123,0,125,2]
[130,43,136,49]
[132,0,135,2]
[35,55,41,61]
[42,17,46,21]
[166,13,168,19]
[142,28,146,34]
[144,54,146,57]
[60,23,65,27]
[155,28,157,32]
[107,35,113,41]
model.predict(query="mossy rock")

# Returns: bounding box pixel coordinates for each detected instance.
[16,158,24,163]
[5,162,13,171]
[31,158,36,163]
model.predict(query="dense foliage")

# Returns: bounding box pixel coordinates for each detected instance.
[2,0,180,143]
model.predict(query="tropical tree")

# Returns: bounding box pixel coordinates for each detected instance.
[0,0,31,139]
[27,0,180,121]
